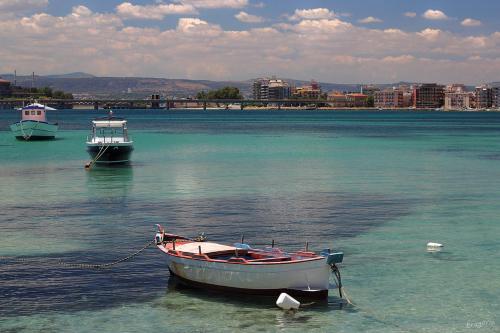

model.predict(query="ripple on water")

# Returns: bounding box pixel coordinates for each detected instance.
[0,191,411,317]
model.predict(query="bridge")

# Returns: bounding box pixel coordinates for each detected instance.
[0,98,332,110]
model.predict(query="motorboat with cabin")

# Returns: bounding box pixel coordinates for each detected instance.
[10,103,58,140]
[86,111,133,165]
[155,225,344,300]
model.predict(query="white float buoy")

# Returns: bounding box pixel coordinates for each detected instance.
[427,242,444,252]
[276,293,300,310]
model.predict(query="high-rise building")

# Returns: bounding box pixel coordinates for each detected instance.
[475,85,493,109]
[413,83,445,109]
[253,77,290,100]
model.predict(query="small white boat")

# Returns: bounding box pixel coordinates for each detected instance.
[10,103,58,140]
[86,111,134,165]
[155,225,344,300]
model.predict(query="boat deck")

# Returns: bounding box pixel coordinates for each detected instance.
[163,240,320,264]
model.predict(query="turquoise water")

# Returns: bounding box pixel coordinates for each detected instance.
[0,110,499,332]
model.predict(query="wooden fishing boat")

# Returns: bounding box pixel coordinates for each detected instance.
[155,225,344,300]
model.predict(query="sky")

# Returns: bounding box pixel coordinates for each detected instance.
[1,0,500,84]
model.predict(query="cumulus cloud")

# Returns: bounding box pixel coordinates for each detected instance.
[235,11,263,23]
[423,9,448,20]
[358,16,382,24]
[173,0,248,9]
[1,8,500,84]
[289,8,335,21]
[404,12,416,18]
[461,18,482,27]
[116,2,197,20]
[417,28,442,41]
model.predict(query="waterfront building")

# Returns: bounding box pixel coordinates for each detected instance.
[0,78,12,98]
[413,83,445,109]
[253,77,291,100]
[444,84,472,110]
[292,81,322,99]
[492,87,500,108]
[475,85,493,109]
[374,89,404,108]
[346,93,369,107]
[444,92,471,110]
[327,92,368,107]
[327,92,349,107]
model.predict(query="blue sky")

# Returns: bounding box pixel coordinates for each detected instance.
[41,0,500,33]
[1,0,499,83]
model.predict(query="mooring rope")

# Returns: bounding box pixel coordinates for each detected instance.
[20,121,36,140]
[85,143,110,169]
[0,239,156,270]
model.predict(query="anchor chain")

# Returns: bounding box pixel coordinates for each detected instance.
[0,239,156,270]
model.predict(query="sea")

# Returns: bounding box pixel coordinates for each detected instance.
[0,109,498,333]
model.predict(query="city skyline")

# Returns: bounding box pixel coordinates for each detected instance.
[1,0,500,84]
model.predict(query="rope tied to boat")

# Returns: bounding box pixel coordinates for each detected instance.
[0,239,156,270]
[85,143,110,169]
[20,121,37,141]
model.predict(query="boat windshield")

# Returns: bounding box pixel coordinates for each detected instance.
[89,121,130,143]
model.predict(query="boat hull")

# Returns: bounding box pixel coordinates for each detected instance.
[161,248,331,299]
[86,143,133,164]
[10,120,58,140]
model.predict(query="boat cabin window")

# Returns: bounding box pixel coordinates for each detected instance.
[25,111,29,115]
[31,111,36,115]
[37,111,41,115]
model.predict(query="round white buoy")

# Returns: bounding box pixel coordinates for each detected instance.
[276,293,300,310]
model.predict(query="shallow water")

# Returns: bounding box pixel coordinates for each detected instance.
[0,109,499,332]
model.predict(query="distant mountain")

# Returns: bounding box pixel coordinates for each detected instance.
[0,73,487,98]
[44,72,96,79]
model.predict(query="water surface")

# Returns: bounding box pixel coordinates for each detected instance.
[0,110,499,332]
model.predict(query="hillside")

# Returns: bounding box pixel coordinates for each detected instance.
[0,73,394,98]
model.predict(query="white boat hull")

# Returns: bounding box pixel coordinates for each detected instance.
[161,247,331,297]
[10,120,58,140]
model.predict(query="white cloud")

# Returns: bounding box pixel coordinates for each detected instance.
[72,5,93,17]
[116,2,197,20]
[404,12,416,18]
[289,8,335,21]
[358,16,382,24]
[173,0,248,9]
[2,9,500,84]
[417,28,442,41]
[235,11,263,23]
[423,9,448,20]
[461,18,482,27]
[176,17,221,36]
